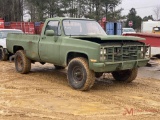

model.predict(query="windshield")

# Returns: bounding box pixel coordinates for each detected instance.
[0,30,23,39]
[63,20,106,36]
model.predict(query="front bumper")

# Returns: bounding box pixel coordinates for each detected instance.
[92,59,149,72]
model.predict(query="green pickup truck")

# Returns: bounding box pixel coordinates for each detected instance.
[6,17,150,91]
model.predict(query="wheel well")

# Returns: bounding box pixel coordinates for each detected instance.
[13,46,24,53]
[67,52,88,65]
[153,54,160,59]
[0,45,2,48]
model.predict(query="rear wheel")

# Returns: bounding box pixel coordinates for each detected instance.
[15,50,31,74]
[0,48,8,61]
[67,57,95,91]
[112,68,138,83]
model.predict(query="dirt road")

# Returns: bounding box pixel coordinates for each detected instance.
[0,61,160,120]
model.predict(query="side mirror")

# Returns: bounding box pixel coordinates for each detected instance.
[45,30,54,36]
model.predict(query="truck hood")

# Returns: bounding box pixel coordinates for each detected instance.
[100,35,145,41]
[71,35,145,41]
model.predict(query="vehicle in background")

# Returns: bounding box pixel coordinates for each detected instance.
[123,33,160,57]
[152,27,160,34]
[0,29,23,60]
[141,20,160,33]
[122,28,136,34]
[123,21,160,57]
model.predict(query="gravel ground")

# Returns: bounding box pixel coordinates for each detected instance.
[0,61,160,120]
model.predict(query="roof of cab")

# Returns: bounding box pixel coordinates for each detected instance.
[46,17,94,21]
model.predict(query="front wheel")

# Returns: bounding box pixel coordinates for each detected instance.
[67,57,95,91]
[0,48,8,61]
[15,50,31,74]
[112,68,138,83]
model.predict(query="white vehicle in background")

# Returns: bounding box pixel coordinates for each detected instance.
[0,29,23,60]
[122,28,136,34]
[141,20,160,33]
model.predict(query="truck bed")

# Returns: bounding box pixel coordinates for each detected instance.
[7,34,41,61]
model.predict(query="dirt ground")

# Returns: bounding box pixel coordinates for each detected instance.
[0,61,160,120]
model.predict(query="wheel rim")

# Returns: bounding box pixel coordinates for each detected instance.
[72,66,84,82]
[16,55,23,71]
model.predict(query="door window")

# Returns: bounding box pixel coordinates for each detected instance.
[45,21,61,35]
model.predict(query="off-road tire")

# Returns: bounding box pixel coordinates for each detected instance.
[15,50,31,74]
[112,68,138,83]
[0,48,8,61]
[67,57,95,91]
[54,65,65,69]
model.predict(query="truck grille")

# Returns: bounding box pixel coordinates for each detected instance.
[101,45,148,62]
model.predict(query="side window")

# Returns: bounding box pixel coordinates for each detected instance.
[45,21,61,36]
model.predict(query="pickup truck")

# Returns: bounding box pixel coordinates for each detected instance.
[0,29,23,60]
[6,17,150,91]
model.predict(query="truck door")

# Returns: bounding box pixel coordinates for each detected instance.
[39,20,62,64]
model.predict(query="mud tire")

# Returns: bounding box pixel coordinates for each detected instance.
[112,68,138,83]
[0,48,8,61]
[67,57,95,91]
[15,50,31,74]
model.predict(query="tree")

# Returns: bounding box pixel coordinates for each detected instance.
[125,8,142,30]
[0,0,24,21]
[84,0,122,21]
[0,0,11,21]
[0,0,124,22]
[153,5,160,20]
[143,15,154,21]
[103,0,122,21]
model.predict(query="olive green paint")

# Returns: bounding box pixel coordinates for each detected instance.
[6,17,149,73]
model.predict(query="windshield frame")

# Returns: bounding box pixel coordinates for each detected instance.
[62,19,106,36]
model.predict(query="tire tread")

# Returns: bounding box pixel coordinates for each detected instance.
[15,50,31,74]
[67,57,95,91]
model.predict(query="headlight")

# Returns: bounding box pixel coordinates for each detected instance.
[141,47,144,52]
[100,49,106,55]
[100,56,106,61]
[100,48,106,61]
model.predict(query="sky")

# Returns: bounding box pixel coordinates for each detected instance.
[120,0,160,19]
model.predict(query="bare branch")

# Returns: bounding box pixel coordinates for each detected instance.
[153,5,160,20]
